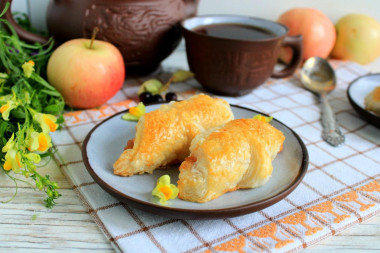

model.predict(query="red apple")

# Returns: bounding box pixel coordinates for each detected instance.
[47,39,125,109]
[277,8,336,62]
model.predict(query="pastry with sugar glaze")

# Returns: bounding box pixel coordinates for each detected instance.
[364,86,380,116]
[178,118,285,203]
[114,94,234,176]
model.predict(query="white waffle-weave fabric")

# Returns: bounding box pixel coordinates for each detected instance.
[51,60,380,253]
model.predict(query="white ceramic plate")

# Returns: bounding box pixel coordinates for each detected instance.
[82,104,308,219]
[347,74,380,128]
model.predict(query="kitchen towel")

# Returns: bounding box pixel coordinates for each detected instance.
[51,60,380,253]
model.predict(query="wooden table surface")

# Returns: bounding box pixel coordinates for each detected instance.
[1,50,380,253]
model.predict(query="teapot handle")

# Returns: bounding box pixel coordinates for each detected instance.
[0,0,48,44]
[182,0,199,18]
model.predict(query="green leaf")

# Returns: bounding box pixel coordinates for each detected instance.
[137,79,163,95]
[0,3,10,17]
[171,70,194,82]
[39,89,61,97]
[10,109,25,119]
[253,114,273,123]
[121,113,139,121]
[43,104,61,114]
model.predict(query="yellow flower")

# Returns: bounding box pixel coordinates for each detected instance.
[24,153,41,164]
[0,103,9,113]
[2,134,23,173]
[152,175,179,205]
[2,133,15,153]
[122,102,146,121]
[34,113,58,133]
[3,149,22,173]
[27,131,52,152]
[253,114,273,123]
[0,100,17,121]
[22,60,35,78]
[3,159,12,171]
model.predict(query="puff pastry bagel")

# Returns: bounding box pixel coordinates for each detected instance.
[113,94,233,176]
[364,86,380,116]
[178,118,285,203]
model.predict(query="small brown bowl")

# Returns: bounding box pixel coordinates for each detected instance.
[181,15,303,96]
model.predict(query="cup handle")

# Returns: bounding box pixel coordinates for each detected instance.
[0,0,48,44]
[271,35,303,78]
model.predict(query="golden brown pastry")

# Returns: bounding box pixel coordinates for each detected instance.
[178,118,285,203]
[114,94,233,176]
[364,86,380,116]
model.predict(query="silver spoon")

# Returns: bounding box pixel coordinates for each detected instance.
[300,57,345,146]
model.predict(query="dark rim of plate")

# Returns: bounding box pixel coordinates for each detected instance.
[81,103,309,219]
[347,73,380,129]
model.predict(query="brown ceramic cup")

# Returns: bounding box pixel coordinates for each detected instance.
[181,15,303,96]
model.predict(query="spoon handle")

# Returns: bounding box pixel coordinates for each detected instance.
[320,94,345,146]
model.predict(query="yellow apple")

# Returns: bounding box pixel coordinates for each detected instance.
[331,14,380,65]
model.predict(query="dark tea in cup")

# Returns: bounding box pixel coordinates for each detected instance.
[193,23,277,40]
[181,15,303,96]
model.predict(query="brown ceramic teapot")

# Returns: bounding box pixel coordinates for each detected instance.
[1,0,199,74]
